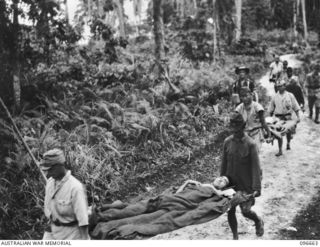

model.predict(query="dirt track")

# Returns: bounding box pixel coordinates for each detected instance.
[152,55,320,240]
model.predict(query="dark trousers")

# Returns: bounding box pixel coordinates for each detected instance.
[308,96,320,120]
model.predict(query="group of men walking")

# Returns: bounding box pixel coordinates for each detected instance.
[223,55,320,239]
[38,55,320,241]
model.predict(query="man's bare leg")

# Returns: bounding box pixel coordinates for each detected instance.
[240,200,264,237]
[227,207,239,240]
[286,133,292,150]
[275,137,283,156]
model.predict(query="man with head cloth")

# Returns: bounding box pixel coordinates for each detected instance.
[40,149,90,240]
[268,80,301,156]
[220,112,263,240]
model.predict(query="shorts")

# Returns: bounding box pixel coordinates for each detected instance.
[239,197,255,213]
[229,191,255,209]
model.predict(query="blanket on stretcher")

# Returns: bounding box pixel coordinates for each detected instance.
[266,117,297,139]
[89,186,247,239]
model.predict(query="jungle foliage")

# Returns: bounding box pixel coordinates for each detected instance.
[0,0,319,239]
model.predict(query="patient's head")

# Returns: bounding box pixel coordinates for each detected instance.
[213,176,229,189]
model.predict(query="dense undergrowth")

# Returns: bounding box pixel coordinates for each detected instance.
[0,29,308,239]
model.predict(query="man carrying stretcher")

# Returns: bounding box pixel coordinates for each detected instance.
[220,111,264,240]
[268,79,301,156]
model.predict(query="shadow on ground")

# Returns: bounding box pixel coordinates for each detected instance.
[279,189,320,240]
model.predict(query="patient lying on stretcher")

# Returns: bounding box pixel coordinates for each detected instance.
[176,176,236,198]
[89,177,245,239]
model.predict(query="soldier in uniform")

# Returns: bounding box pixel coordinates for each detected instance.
[306,63,320,124]
[40,149,90,240]
[232,66,257,105]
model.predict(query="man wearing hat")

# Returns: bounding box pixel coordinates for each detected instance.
[233,66,255,95]
[40,149,90,240]
[232,66,256,105]
[306,63,320,124]
[268,80,301,156]
[235,87,271,152]
[220,112,263,240]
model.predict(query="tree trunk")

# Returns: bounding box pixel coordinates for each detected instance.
[153,0,165,78]
[234,0,242,42]
[12,0,21,109]
[297,0,301,16]
[133,0,142,36]
[293,0,298,41]
[88,0,92,19]
[212,0,219,62]
[192,0,197,14]
[64,0,69,24]
[115,0,126,37]
[178,0,185,19]
[96,0,100,18]
[301,0,308,43]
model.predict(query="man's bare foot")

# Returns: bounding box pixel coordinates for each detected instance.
[275,151,282,157]
[233,234,239,240]
[286,144,291,150]
[255,217,264,237]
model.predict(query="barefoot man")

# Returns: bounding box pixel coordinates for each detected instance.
[268,79,301,156]
[235,87,271,152]
[220,112,264,240]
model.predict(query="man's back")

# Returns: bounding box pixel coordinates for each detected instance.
[286,83,304,106]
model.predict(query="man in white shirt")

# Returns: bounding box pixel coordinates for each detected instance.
[235,87,271,152]
[268,80,301,156]
[269,55,284,92]
[40,149,90,240]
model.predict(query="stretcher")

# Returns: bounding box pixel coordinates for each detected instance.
[265,116,297,141]
[88,186,252,239]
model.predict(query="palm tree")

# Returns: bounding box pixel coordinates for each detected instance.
[293,0,299,41]
[114,0,126,37]
[133,0,143,36]
[301,0,309,45]
[153,0,165,78]
[234,0,242,42]
[211,0,219,61]
[62,0,69,23]
[12,0,21,109]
